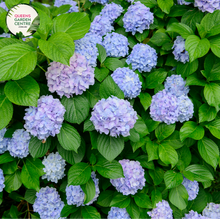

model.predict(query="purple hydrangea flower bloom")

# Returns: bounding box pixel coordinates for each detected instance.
[90,96,138,137]
[89,0,109,4]
[194,0,220,13]
[108,207,131,219]
[100,2,123,23]
[203,203,220,219]
[0,128,10,154]
[110,159,145,195]
[0,168,5,192]
[8,129,30,159]
[147,200,173,219]
[54,0,79,12]
[24,95,66,140]
[42,152,66,183]
[173,36,189,64]
[0,33,11,38]
[75,33,102,67]
[0,2,8,11]
[46,53,95,97]
[150,90,179,124]
[102,33,129,57]
[126,43,157,73]
[66,172,100,207]
[123,1,154,35]
[89,15,114,36]
[182,177,199,201]
[183,210,207,219]
[111,67,142,99]
[177,0,191,5]
[33,186,64,219]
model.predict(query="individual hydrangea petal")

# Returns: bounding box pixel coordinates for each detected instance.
[89,15,114,36]
[90,96,138,137]
[111,67,142,99]
[0,33,11,38]
[89,0,109,4]
[123,1,154,35]
[100,3,123,23]
[0,128,10,154]
[147,200,173,219]
[42,152,66,183]
[46,53,95,97]
[0,2,8,11]
[107,207,131,219]
[182,177,199,201]
[183,210,208,219]
[203,203,220,219]
[75,33,102,67]
[54,0,79,12]
[110,159,145,195]
[0,168,5,192]
[172,36,189,64]
[177,0,191,5]
[66,172,100,207]
[194,0,220,13]
[8,129,30,159]
[24,95,66,140]
[102,33,129,57]
[33,186,64,219]
[126,43,157,73]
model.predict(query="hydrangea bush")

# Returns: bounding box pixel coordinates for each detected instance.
[0,0,220,219]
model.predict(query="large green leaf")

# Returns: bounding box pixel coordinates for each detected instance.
[204,83,220,110]
[97,190,115,207]
[164,170,183,189]
[209,35,220,58]
[157,0,173,14]
[146,137,159,161]
[5,0,29,8]
[81,177,96,204]
[138,93,151,111]
[103,58,124,71]
[82,206,101,219]
[150,32,171,46]
[155,123,175,142]
[126,200,140,219]
[167,23,194,39]
[138,0,157,8]
[149,167,164,185]
[4,170,22,193]
[163,131,184,150]
[110,194,130,208]
[205,119,220,139]
[134,193,152,209]
[176,59,198,78]
[145,69,167,89]
[199,103,217,123]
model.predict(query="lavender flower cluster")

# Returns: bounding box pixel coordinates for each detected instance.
[110,159,145,195]
[107,207,131,219]
[0,128,9,154]
[0,2,8,11]
[24,95,66,140]
[0,168,5,192]
[90,96,138,137]
[177,0,191,5]
[66,172,100,207]
[0,33,11,38]
[89,0,109,4]
[182,177,199,201]
[54,0,79,12]
[203,203,220,219]
[183,210,207,219]
[111,67,142,99]
[194,0,220,13]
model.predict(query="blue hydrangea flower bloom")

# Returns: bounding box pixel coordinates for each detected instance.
[0,33,11,38]
[0,128,10,154]
[75,33,102,67]
[177,0,191,5]
[164,75,189,97]
[66,172,100,207]
[0,2,8,11]
[110,159,145,195]
[42,152,66,183]
[24,95,66,140]
[46,53,95,97]
[123,1,154,35]
[173,36,189,64]
[147,200,173,219]
[90,96,138,137]
[126,0,134,2]
[108,207,131,219]
[111,67,142,99]
[150,90,179,125]
[182,177,199,201]
[33,186,64,219]
[89,0,109,4]
[89,15,114,36]
[0,168,5,192]
[183,210,207,219]
[100,3,123,23]
[8,129,30,159]
[194,0,220,13]
[54,0,79,12]
[203,203,220,219]
[126,43,157,73]
[102,33,129,58]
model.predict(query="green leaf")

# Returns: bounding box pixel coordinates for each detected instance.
[185,72,206,86]
[85,82,101,108]
[205,119,220,139]
[209,35,220,58]
[0,11,8,33]
[149,167,164,185]
[157,0,173,14]
[94,67,109,82]
[204,83,220,110]
[5,0,29,8]
[155,123,175,142]
[97,44,106,63]
[68,162,91,185]
[4,170,22,193]
[57,123,81,152]
[150,32,171,46]
[82,206,101,219]
[97,134,124,161]
[164,170,183,189]
[134,116,149,137]
[53,13,90,40]
[104,58,124,71]
[163,131,184,150]
[138,0,157,8]
[199,104,217,123]
[135,30,149,42]
[9,205,19,219]
[146,137,159,161]
[81,177,96,204]
[177,146,192,171]
[1,161,18,175]
[151,189,162,208]
[134,193,152,209]
[136,155,155,170]
[83,117,95,132]
[97,190,114,207]
[198,137,219,169]
[110,194,130,208]
[60,205,78,218]
[167,23,194,39]
[176,59,198,78]
[24,189,37,204]
[138,92,151,111]
[0,44,37,81]
[0,152,15,165]
[126,200,140,219]
[0,38,22,50]
[180,121,204,142]
[185,35,210,62]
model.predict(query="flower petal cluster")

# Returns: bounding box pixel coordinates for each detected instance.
[182,177,199,201]
[126,0,134,2]
[172,36,189,64]
[46,53,95,97]
[194,0,220,13]
[75,33,102,67]
[147,200,173,219]
[42,152,66,183]
[66,172,100,207]
[102,33,129,57]
[110,159,145,195]
[0,169,5,192]
[183,210,207,219]
[54,0,78,12]
[89,0,109,4]
[33,186,64,219]
[100,3,123,23]
[126,43,157,73]
[24,95,66,140]
[111,67,142,99]
[0,33,11,38]
[202,203,220,219]
[0,128,10,154]
[107,207,131,219]
[90,96,138,137]
[123,1,154,35]
[8,129,30,159]
[0,2,8,11]
[177,0,191,5]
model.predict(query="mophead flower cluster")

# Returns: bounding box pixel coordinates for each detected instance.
[183,210,207,219]
[0,168,5,192]
[194,0,220,13]
[182,177,199,201]
[54,0,79,12]
[89,0,109,4]
[0,2,8,11]
[177,0,191,5]
[0,128,9,154]
[107,207,131,219]
[202,203,220,219]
